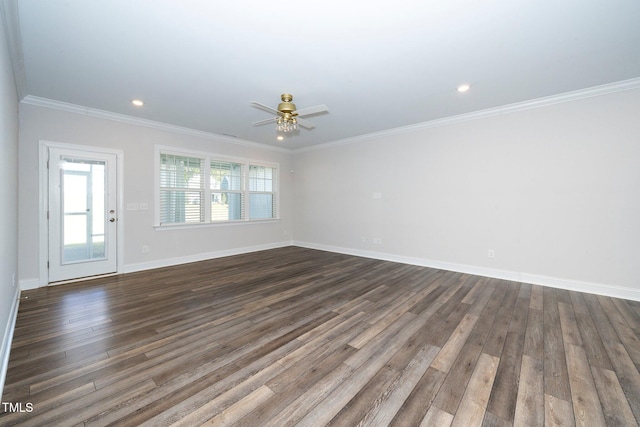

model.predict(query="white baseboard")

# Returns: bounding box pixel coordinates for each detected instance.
[293,241,640,302]
[123,241,294,274]
[19,241,294,290]
[1,286,20,399]
[18,240,640,302]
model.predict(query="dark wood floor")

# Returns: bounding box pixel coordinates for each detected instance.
[2,247,640,426]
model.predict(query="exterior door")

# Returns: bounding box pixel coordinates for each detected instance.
[48,147,118,282]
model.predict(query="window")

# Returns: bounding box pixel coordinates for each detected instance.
[249,165,277,220]
[157,148,278,226]
[210,161,244,221]
[159,154,204,224]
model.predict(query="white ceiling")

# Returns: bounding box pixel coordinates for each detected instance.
[6,0,640,150]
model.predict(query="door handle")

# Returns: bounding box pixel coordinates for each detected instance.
[109,218,116,222]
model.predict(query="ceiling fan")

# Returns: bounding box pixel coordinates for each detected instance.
[250,94,329,132]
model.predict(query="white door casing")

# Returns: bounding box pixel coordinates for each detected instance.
[46,145,120,283]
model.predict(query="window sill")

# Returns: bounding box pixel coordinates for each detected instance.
[154,218,280,231]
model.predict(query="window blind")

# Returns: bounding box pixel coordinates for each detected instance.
[159,154,205,224]
[249,165,277,220]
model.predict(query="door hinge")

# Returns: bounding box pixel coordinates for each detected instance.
[47,261,49,269]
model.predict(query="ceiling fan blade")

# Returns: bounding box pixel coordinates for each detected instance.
[250,101,279,115]
[295,104,329,117]
[297,118,315,129]
[252,117,277,126]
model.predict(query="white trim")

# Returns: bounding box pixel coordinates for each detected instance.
[21,96,290,154]
[123,240,293,274]
[20,79,640,156]
[294,77,640,153]
[19,239,640,300]
[153,218,280,232]
[519,273,640,303]
[0,286,20,399]
[293,241,640,302]
[39,141,125,286]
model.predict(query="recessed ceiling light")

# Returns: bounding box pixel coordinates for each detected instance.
[457,84,471,93]
[277,135,284,141]
[131,99,144,107]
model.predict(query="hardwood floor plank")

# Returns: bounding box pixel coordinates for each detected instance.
[543,288,572,401]
[544,393,575,426]
[523,308,543,360]
[450,352,499,427]
[201,384,275,426]
[564,343,606,426]
[239,345,357,426]
[574,311,613,370]
[482,284,518,358]
[421,405,454,427]
[601,342,640,422]
[2,247,640,426]
[484,288,529,423]
[294,313,423,426]
[388,367,447,427]
[597,294,640,364]
[530,284,544,311]
[431,313,479,372]
[352,344,440,426]
[432,284,506,416]
[485,332,524,423]
[513,354,544,427]
[558,302,582,346]
[610,297,640,336]
[323,365,399,427]
[590,365,639,426]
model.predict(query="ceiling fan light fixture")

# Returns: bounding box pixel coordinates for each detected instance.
[276,111,298,132]
[277,93,296,113]
[250,93,327,133]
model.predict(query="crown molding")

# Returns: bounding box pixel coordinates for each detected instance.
[20,95,291,154]
[294,77,640,153]
[20,77,640,156]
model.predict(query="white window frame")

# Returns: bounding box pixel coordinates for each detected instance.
[154,145,279,228]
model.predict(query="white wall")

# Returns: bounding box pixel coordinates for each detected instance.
[18,104,294,287]
[0,7,20,398]
[293,88,640,299]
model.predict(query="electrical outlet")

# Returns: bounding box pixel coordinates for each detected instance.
[142,245,150,254]
[488,249,495,258]
[373,238,383,245]
[12,273,16,288]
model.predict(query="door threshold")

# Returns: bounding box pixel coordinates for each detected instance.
[49,272,119,286]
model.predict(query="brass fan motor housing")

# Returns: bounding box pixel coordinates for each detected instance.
[277,93,297,115]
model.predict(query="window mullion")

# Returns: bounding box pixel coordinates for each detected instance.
[203,157,211,222]
[243,161,249,221]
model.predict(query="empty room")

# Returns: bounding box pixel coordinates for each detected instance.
[1,0,640,425]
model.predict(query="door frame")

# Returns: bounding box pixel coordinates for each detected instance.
[39,141,125,286]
